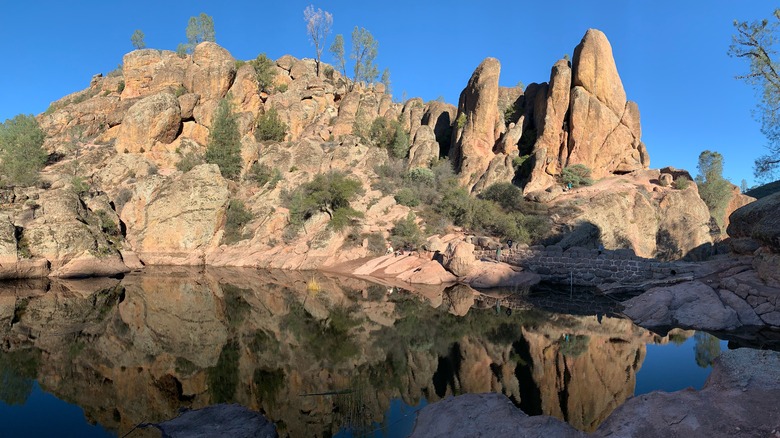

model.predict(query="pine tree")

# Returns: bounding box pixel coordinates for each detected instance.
[204,99,242,180]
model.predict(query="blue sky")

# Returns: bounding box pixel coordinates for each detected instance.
[0,1,773,186]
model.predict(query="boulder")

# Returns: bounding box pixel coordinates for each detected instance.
[421,101,456,154]
[121,49,189,99]
[622,281,740,331]
[659,173,673,187]
[186,42,236,101]
[451,58,502,191]
[460,261,541,289]
[443,241,477,277]
[115,93,181,154]
[727,190,780,252]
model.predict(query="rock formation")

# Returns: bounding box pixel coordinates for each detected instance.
[449,29,649,195]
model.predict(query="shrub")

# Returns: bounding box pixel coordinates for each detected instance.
[224,199,253,244]
[391,212,423,250]
[247,162,282,188]
[285,171,365,229]
[255,108,287,142]
[176,151,204,173]
[95,210,119,236]
[117,81,125,93]
[0,114,47,187]
[205,99,242,180]
[504,105,520,125]
[394,187,420,207]
[367,117,410,158]
[365,232,386,255]
[71,176,90,196]
[559,164,594,188]
[323,65,335,79]
[456,112,467,129]
[276,83,288,93]
[406,167,436,185]
[174,85,187,97]
[672,176,690,190]
[249,54,276,92]
[479,182,524,211]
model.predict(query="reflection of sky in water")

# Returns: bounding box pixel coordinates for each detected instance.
[635,332,728,395]
[335,398,428,438]
[0,382,113,438]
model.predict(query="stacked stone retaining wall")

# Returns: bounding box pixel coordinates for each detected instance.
[476,246,694,287]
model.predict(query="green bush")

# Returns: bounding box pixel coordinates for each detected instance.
[247,162,282,188]
[367,117,410,158]
[559,164,594,188]
[0,115,47,187]
[276,83,288,93]
[174,84,187,97]
[406,167,436,185]
[672,176,690,190]
[117,81,125,93]
[255,108,287,142]
[391,212,423,250]
[71,176,90,196]
[285,171,365,229]
[249,54,276,92]
[205,99,242,180]
[456,112,467,129]
[224,199,253,244]
[394,187,420,207]
[479,182,524,211]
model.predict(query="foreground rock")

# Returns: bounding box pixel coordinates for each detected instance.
[149,404,277,438]
[621,256,780,331]
[411,349,780,437]
[411,393,585,438]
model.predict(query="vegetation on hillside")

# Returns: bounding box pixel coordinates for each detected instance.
[284,172,365,232]
[0,114,47,187]
[205,98,242,180]
[177,13,215,56]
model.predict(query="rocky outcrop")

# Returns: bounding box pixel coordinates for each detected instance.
[450,58,503,191]
[122,164,229,265]
[115,92,181,154]
[727,190,780,252]
[548,170,712,260]
[448,29,649,195]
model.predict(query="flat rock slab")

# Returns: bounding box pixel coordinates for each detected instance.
[149,404,277,438]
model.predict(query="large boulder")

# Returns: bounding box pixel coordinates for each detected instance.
[450,58,503,191]
[727,190,780,252]
[408,125,439,168]
[186,42,237,102]
[121,49,189,99]
[115,93,182,154]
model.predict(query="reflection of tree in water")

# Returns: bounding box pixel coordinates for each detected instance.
[0,349,41,406]
[559,335,591,358]
[694,332,721,368]
[208,340,240,403]
[281,301,362,365]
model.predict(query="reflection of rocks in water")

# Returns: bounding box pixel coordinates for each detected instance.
[0,267,659,436]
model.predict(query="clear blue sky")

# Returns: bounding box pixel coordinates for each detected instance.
[0,1,773,186]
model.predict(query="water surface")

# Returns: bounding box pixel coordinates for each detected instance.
[0,268,743,436]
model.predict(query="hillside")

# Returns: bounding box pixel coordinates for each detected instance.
[0,29,753,279]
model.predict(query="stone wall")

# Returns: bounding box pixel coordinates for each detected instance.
[475,246,694,287]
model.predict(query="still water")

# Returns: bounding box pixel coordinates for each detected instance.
[0,268,736,437]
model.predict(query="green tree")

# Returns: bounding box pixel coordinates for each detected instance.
[380,68,391,92]
[205,99,242,180]
[740,178,749,193]
[285,172,364,229]
[303,5,332,77]
[696,150,733,232]
[0,114,48,187]
[693,332,721,368]
[183,13,215,54]
[131,29,146,50]
[729,10,780,180]
[255,108,287,142]
[329,34,347,79]
[248,54,276,92]
[351,27,379,85]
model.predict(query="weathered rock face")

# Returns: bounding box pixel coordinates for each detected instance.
[550,170,712,260]
[115,92,182,154]
[122,164,229,265]
[408,125,439,168]
[450,58,503,191]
